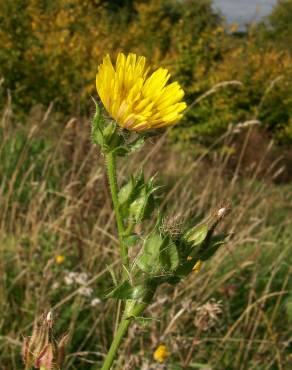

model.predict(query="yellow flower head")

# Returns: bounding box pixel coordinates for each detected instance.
[153,344,169,363]
[55,255,65,264]
[96,53,186,132]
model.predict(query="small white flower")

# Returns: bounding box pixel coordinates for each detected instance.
[64,271,90,286]
[64,272,76,286]
[52,282,60,290]
[91,298,102,307]
[46,311,52,322]
[75,272,88,286]
[78,287,93,297]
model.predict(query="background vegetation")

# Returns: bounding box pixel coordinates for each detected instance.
[0,0,291,369]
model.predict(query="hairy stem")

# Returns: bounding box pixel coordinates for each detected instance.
[103,152,154,369]
[105,151,129,275]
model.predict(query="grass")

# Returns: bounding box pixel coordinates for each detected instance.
[0,99,291,370]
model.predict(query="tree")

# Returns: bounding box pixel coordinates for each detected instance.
[262,0,292,52]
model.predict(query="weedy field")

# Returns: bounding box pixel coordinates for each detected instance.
[0,99,291,369]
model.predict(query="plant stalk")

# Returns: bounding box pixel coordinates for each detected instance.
[105,151,129,274]
[103,152,155,369]
[100,300,147,370]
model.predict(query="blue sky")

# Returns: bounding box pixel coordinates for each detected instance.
[213,0,276,23]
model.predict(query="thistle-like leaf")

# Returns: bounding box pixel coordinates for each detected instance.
[106,281,146,300]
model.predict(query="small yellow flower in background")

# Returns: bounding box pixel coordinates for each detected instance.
[193,260,202,273]
[187,257,202,273]
[153,344,169,363]
[96,52,186,132]
[55,255,65,264]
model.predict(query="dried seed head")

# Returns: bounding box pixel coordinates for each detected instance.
[195,299,223,332]
[22,311,68,370]
[161,215,183,239]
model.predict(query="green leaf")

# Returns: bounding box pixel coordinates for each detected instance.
[189,363,212,369]
[106,264,118,286]
[133,316,160,327]
[129,189,148,222]
[127,136,145,153]
[118,171,144,206]
[92,101,101,127]
[103,121,116,141]
[136,232,164,275]
[118,172,157,224]
[124,234,140,247]
[91,104,104,147]
[135,231,179,277]
[106,281,146,300]
[183,224,208,246]
[129,180,156,224]
[111,145,129,156]
[159,236,179,271]
[174,259,196,278]
[118,176,135,205]
[91,106,122,153]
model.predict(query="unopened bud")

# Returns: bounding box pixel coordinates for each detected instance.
[217,207,227,218]
[208,202,231,232]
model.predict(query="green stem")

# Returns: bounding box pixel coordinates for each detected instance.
[105,151,129,274]
[100,300,147,370]
[103,152,155,369]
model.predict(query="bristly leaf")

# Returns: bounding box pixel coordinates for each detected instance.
[91,102,104,147]
[111,145,129,156]
[127,136,146,153]
[118,172,157,224]
[135,230,179,277]
[177,224,209,261]
[183,224,208,247]
[106,264,118,286]
[159,236,179,272]
[136,231,163,275]
[133,316,160,327]
[129,176,157,224]
[91,102,126,153]
[118,175,136,206]
[106,281,146,300]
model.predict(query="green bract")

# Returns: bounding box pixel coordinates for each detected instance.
[106,215,229,302]
[91,102,150,156]
[119,171,157,227]
[136,231,179,276]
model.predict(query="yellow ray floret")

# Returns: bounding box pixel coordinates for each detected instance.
[96,53,187,132]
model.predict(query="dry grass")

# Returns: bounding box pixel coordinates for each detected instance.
[0,99,291,369]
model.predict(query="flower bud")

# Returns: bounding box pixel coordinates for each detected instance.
[22,311,68,370]
[91,101,122,153]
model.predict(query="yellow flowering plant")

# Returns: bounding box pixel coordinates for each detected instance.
[92,52,230,370]
[153,344,170,363]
